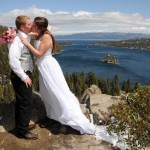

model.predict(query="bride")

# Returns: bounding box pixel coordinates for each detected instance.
[20,17,126,150]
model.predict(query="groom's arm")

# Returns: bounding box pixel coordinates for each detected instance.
[8,37,27,81]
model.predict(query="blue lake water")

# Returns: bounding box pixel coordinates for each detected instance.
[54,40,150,85]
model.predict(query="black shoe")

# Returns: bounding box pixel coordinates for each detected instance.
[28,124,36,130]
[39,119,55,128]
[18,131,38,140]
[39,123,46,128]
[39,122,50,128]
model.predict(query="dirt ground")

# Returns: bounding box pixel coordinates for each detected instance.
[0,120,116,150]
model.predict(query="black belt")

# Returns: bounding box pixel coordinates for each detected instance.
[25,70,32,74]
[11,70,32,75]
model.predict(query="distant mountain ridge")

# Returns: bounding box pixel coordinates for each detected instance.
[55,32,150,40]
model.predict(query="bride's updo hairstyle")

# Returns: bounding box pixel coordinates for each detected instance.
[35,17,56,53]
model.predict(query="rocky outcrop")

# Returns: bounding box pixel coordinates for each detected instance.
[0,92,91,132]
[90,94,120,124]
[0,102,15,132]
[0,85,120,133]
[0,92,47,132]
[80,84,102,104]
[0,87,118,150]
[80,84,120,125]
[0,125,115,150]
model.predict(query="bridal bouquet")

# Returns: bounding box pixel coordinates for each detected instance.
[0,28,17,44]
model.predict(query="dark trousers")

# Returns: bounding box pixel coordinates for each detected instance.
[11,71,33,134]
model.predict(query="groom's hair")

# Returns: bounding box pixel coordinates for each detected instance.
[15,15,30,30]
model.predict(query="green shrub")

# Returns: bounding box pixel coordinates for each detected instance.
[108,85,150,149]
[0,83,15,103]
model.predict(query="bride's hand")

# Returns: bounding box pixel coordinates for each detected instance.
[19,35,29,46]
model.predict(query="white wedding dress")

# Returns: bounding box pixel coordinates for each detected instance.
[34,40,127,150]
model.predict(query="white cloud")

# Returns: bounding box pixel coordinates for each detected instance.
[0,6,150,35]
[73,11,92,17]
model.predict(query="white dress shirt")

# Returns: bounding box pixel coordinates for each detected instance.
[8,30,31,81]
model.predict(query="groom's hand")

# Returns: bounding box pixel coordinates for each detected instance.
[24,75,32,88]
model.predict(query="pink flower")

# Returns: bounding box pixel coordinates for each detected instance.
[0,28,17,44]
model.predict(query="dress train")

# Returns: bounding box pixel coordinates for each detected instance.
[35,40,127,150]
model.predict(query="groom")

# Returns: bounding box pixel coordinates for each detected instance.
[8,15,38,140]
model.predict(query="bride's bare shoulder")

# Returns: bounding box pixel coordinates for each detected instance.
[43,33,52,41]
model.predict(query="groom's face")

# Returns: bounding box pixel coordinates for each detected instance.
[21,18,32,34]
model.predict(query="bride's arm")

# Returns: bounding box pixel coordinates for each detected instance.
[19,34,52,58]
[28,32,38,39]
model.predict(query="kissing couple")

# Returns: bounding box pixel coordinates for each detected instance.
[6,15,125,149]
[8,16,96,139]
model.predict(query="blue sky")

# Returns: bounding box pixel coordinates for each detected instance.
[1,0,150,35]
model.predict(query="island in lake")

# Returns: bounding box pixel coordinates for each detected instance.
[102,54,118,64]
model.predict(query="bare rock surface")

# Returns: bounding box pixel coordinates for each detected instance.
[0,87,120,150]
[90,94,120,124]
[0,120,115,150]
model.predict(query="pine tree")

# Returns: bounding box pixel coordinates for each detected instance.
[111,74,120,96]
[121,80,128,92]
[86,71,99,87]
[104,78,111,94]
[126,79,133,92]
[65,71,74,92]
